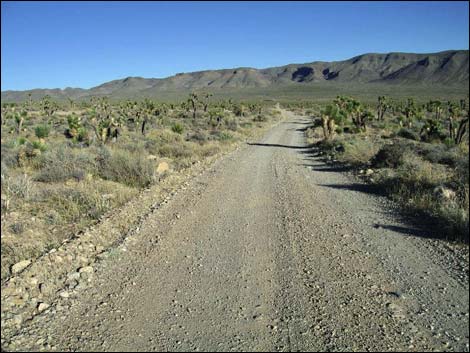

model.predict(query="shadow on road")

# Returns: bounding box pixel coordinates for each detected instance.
[247,142,311,150]
[301,164,355,173]
[373,223,434,239]
[318,183,384,195]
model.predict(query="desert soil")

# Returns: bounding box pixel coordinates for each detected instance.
[2,111,469,352]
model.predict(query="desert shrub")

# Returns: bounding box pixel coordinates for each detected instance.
[145,129,183,153]
[317,139,345,155]
[44,209,63,225]
[253,114,267,122]
[97,148,156,188]
[159,144,193,159]
[398,153,450,187]
[34,124,50,139]
[17,137,27,146]
[171,123,184,134]
[119,138,147,153]
[1,145,19,167]
[397,128,420,141]
[455,156,469,186]
[338,139,380,166]
[29,140,47,153]
[372,142,412,168]
[225,118,239,131]
[218,132,233,141]
[39,180,136,223]
[187,130,209,143]
[34,146,95,182]
[376,152,468,242]
[10,222,25,235]
[3,173,34,200]
[417,144,462,167]
[196,144,221,158]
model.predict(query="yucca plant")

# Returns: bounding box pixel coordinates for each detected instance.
[171,122,184,134]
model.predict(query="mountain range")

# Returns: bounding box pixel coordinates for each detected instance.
[2,50,468,102]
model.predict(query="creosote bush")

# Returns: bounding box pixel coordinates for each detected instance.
[96,147,156,188]
[372,142,411,168]
[34,146,94,182]
[34,124,50,139]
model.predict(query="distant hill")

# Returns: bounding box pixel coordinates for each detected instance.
[2,50,468,102]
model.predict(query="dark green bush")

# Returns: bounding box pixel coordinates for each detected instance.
[397,128,420,141]
[372,142,411,168]
[34,124,50,139]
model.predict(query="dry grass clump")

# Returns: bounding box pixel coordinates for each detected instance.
[338,138,380,166]
[95,147,157,188]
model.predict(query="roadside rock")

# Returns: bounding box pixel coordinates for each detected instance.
[78,266,94,274]
[11,260,32,275]
[37,303,50,313]
[157,162,170,175]
[433,186,456,201]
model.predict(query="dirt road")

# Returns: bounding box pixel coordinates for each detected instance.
[6,111,469,351]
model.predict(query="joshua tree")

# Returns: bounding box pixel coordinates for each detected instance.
[459,98,468,112]
[208,107,224,127]
[27,93,33,110]
[139,99,162,136]
[188,93,199,120]
[352,108,374,132]
[40,95,58,125]
[86,97,122,144]
[377,95,388,120]
[201,93,212,112]
[420,118,444,142]
[232,103,246,117]
[446,101,460,141]
[1,103,15,126]
[333,95,349,113]
[64,113,85,141]
[454,114,469,145]
[400,98,419,128]
[68,98,75,110]
[14,110,28,134]
[320,104,342,140]
[426,100,443,121]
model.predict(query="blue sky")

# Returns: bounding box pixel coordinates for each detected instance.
[1,1,469,90]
